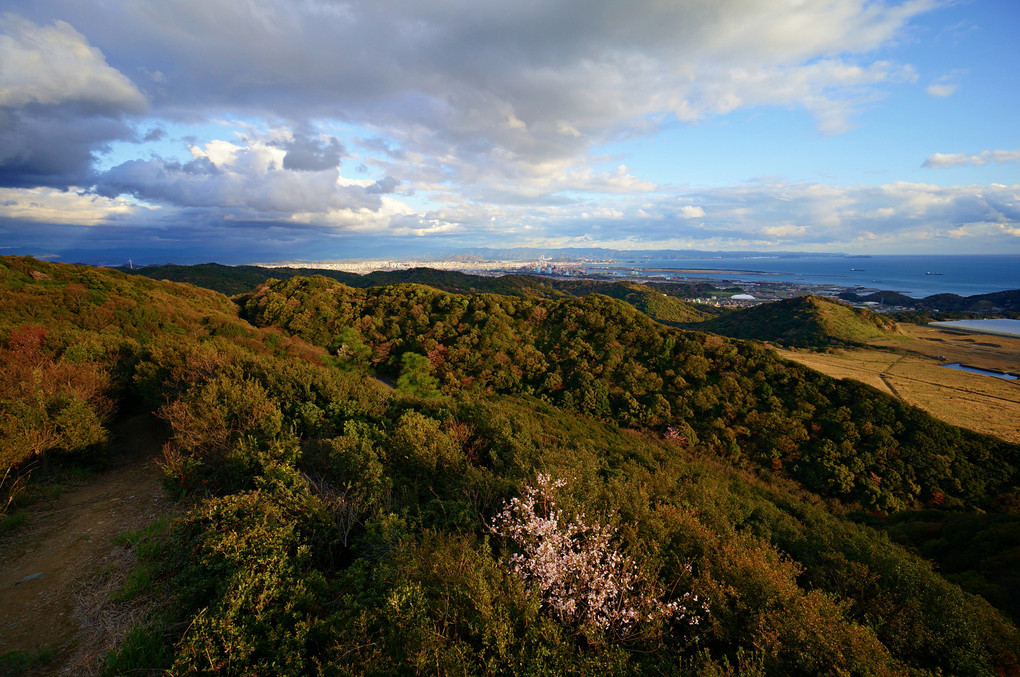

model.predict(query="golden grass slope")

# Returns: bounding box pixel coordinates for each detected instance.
[777,323,1020,443]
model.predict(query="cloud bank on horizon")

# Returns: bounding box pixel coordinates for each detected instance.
[1,0,1019,263]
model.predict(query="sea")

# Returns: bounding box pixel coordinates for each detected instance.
[594,254,1020,298]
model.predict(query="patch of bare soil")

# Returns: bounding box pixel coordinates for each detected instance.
[0,414,172,675]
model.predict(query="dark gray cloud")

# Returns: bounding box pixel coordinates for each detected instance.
[93,157,219,202]
[0,107,137,187]
[0,15,147,187]
[89,132,391,220]
[366,176,401,195]
[279,134,345,171]
[142,126,166,142]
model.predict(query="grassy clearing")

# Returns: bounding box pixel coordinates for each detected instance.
[875,324,1020,374]
[777,349,898,395]
[883,360,1020,443]
[777,338,1020,443]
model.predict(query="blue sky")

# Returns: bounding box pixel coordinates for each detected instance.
[1,0,1018,264]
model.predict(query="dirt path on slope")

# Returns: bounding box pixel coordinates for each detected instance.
[0,414,171,675]
[877,355,908,402]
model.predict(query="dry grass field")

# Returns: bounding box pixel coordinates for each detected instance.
[872,323,1020,373]
[776,323,1020,443]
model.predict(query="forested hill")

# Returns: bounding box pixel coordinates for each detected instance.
[121,262,569,298]
[122,262,715,324]
[3,256,1019,675]
[119,261,363,296]
[243,275,1018,514]
[553,280,713,323]
[691,294,900,347]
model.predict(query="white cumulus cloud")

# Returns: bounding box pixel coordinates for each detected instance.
[0,186,146,225]
[0,14,145,112]
[923,149,1020,168]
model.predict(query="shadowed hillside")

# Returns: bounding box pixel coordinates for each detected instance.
[359,269,568,298]
[123,262,572,299]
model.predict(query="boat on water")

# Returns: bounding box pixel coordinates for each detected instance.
[926,271,943,275]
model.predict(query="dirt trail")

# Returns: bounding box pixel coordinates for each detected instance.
[0,414,170,675]
[877,355,908,402]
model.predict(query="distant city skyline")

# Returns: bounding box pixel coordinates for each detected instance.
[2,0,1019,264]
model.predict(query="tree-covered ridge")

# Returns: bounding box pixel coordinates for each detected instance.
[692,295,901,348]
[125,262,717,325]
[124,262,571,299]
[132,381,1020,675]
[839,288,1020,313]
[361,269,569,298]
[242,275,1019,514]
[3,256,1019,674]
[120,261,364,296]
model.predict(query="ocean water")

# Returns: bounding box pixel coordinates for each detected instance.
[596,255,1020,298]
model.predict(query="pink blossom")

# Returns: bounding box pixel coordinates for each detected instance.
[490,474,709,639]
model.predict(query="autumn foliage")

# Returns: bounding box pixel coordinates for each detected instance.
[0,324,112,469]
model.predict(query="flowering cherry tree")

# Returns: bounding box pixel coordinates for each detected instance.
[490,474,709,639]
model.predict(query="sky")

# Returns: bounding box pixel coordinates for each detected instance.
[1,0,1019,265]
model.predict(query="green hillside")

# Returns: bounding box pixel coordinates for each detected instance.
[124,262,711,324]
[694,295,899,347]
[123,262,569,299]
[555,280,713,324]
[2,257,1019,675]
[243,276,1018,513]
[360,268,569,298]
[118,261,362,296]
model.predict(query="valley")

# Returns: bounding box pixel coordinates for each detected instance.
[778,323,1020,443]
